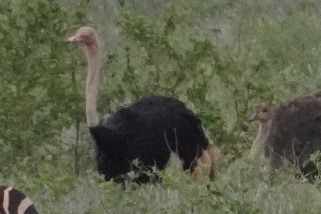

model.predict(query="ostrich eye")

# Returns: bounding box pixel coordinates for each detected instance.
[262,107,268,112]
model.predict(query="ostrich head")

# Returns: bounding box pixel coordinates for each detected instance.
[68,26,98,46]
[249,104,273,123]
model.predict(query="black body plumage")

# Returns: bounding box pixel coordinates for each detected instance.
[89,95,209,183]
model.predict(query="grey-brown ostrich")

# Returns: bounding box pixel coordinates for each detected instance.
[67,26,217,183]
[265,95,321,180]
[249,103,274,159]
[0,186,38,214]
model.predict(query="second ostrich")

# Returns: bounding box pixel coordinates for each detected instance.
[265,95,321,179]
[68,26,216,183]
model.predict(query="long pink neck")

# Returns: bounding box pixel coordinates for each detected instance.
[85,44,101,127]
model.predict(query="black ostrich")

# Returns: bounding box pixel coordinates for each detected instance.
[261,95,321,180]
[0,186,38,214]
[67,26,217,183]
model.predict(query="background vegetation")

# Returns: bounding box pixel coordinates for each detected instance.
[1,0,321,213]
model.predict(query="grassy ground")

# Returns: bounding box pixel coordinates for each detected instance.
[10,158,321,214]
[2,0,321,213]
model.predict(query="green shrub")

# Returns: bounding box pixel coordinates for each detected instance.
[0,0,87,174]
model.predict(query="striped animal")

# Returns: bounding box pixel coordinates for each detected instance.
[0,186,38,214]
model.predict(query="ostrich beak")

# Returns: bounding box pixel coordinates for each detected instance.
[67,36,79,43]
[248,115,255,122]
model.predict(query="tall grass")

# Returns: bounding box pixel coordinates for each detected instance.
[1,0,321,213]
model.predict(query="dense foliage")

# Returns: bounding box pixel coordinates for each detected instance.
[1,0,321,213]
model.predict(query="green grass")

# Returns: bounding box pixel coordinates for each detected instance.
[2,0,321,213]
[5,158,321,214]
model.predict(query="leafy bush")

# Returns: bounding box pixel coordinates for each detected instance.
[1,0,321,213]
[0,0,88,174]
